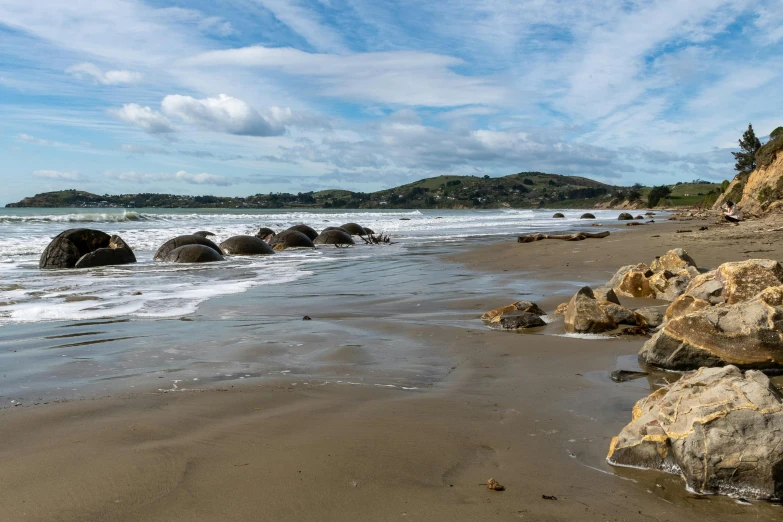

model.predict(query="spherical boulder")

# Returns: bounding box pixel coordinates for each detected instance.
[268,230,315,250]
[193,231,216,238]
[74,235,137,269]
[363,227,375,235]
[154,235,223,261]
[219,235,275,255]
[618,212,634,220]
[256,227,276,241]
[314,230,355,246]
[40,228,136,269]
[580,213,596,219]
[552,213,565,218]
[340,223,367,236]
[286,224,319,241]
[163,244,224,263]
[323,226,350,234]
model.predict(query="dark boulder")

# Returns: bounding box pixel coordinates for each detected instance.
[313,230,355,245]
[193,231,216,238]
[74,235,137,269]
[163,244,224,263]
[323,226,350,234]
[40,228,136,269]
[618,212,634,220]
[268,230,315,250]
[580,213,596,219]
[286,224,319,241]
[219,235,275,255]
[635,215,644,220]
[154,235,223,261]
[256,227,276,241]
[340,223,367,236]
[363,227,375,235]
[552,213,565,218]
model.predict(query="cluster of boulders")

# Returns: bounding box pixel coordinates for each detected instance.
[481,301,547,330]
[39,223,376,268]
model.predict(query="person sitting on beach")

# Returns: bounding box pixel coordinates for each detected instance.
[722,201,742,224]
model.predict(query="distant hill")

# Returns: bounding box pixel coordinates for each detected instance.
[5,172,721,209]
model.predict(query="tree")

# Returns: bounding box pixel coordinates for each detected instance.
[647,185,672,208]
[770,126,783,142]
[732,123,761,175]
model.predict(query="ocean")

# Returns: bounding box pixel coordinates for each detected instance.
[0,208,631,404]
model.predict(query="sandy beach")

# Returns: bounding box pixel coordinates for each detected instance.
[3,215,783,521]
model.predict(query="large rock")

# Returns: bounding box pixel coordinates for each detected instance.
[617,212,634,220]
[715,259,783,305]
[482,301,545,321]
[648,269,692,301]
[564,287,616,334]
[552,212,565,218]
[682,271,724,304]
[340,223,367,236]
[634,306,666,328]
[193,231,215,238]
[593,286,621,305]
[154,235,223,261]
[639,286,783,370]
[650,248,696,273]
[615,268,656,298]
[597,301,639,326]
[256,227,276,241]
[162,244,224,263]
[489,311,546,330]
[607,365,783,500]
[664,295,711,321]
[40,228,135,269]
[268,230,315,250]
[73,235,136,268]
[580,213,596,219]
[219,235,275,255]
[313,230,355,246]
[287,224,319,241]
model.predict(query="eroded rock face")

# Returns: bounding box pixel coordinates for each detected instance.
[219,235,275,255]
[340,223,367,236]
[163,244,225,263]
[564,287,616,334]
[639,286,783,370]
[682,271,724,304]
[40,229,136,269]
[608,250,700,302]
[597,301,639,326]
[715,259,783,305]
[313,230,355,245]
[287,224,319,241]
[73,235,137,268]
[608,365,783,500]
[650,248,696,273]
[268,230,315,250]
[154,235,223,261]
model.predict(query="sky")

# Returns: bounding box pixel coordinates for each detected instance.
[1,0,782,204]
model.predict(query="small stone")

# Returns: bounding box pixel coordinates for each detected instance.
[487,479,505,491]
[302,316,312,321]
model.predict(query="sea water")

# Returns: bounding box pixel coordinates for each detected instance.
[0,208,629,403]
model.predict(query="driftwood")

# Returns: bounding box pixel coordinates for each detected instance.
[517,231,610,243]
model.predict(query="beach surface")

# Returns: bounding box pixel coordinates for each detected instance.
[3,214,783,521]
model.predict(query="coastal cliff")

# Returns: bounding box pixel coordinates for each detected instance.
[714,137,783,216]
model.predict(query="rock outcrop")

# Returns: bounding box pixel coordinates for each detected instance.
[639,285,783,370]
[219,235,275,255]
[40,228,136,269]
[607,249,700,301]
[608,365,783,500]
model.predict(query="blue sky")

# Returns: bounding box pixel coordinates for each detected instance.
[1,0,782,204]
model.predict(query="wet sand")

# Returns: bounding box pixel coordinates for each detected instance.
[2,215,783,521]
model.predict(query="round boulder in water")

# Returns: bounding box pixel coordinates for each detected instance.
[219,235,275,255]
[154,235,223,261]
[363,227,375,235]
[163,244,224,263]
[552,213,565,218]
[256,227,276,241]
[40,228,136,269]
[580,213,596,219]
[618,212,634,220]
[314,229,355,246]
[286,224,319,241]
[268,230,315,250]
[193,231,216,238]
[340,223,367,236]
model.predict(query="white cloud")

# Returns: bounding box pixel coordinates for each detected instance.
[184,46,509,107]
[32,169,82,180]
[105,170,233,186]
[18,133,48,144]
[120,144,169,155]
[161,94,285,136]
[66,63,142,85]
[254,0,346,52]
[113,104,176,134]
